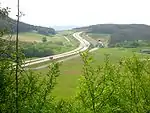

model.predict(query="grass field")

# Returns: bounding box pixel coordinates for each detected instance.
[34,48,150,99]
[15,33,48,42]
[5,31,77,43]
[2,32,71,43]
[11,32,69,43]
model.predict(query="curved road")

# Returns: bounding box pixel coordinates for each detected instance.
[22,32,90,67]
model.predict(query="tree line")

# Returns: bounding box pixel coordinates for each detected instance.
[75,24,150,46]
[0,17,56,35]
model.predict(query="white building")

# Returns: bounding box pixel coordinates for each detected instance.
[97,40,104,48]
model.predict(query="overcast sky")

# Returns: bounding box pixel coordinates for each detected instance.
[1,0,150,27]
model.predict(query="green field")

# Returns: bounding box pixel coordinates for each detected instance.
[14,33,49,42]
[19,32,150,99]
[3,31,77,44]
[11,32,70,43]
[34,48,150,99]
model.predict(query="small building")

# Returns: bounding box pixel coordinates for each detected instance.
[140,49,150,54]
[97,40,104,48]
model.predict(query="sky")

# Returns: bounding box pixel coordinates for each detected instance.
[1,0,150,27]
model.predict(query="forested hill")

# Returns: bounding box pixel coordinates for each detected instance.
[75,24,150,44]
[0,17,55,35]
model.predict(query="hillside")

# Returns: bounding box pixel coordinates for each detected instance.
[75,24,150,45]
[0,17,55,35]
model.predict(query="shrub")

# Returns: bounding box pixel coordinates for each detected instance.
[76,51,150,113]
[1,49,150,113]
[42,37,47,43]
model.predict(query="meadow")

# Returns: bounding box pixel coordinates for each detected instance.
[34,48,150,99]
[22,32,150,98]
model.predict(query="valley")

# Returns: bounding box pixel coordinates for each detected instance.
[1,3,150,112]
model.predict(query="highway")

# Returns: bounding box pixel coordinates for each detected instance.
[22,32,90,67]
[29,47,98,70]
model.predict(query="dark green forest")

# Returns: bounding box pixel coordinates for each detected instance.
[75,24,150,46]
[0,17,55,35]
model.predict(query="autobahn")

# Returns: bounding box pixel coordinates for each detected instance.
[22,32,90,67]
